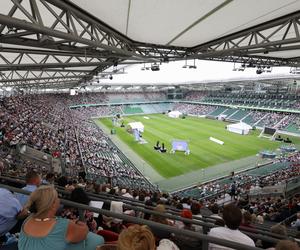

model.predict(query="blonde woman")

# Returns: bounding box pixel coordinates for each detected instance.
[117,225,156,250]
[18,185,104,250]
[117,225,179,250]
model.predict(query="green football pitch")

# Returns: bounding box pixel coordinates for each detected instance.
[97,114,296,178]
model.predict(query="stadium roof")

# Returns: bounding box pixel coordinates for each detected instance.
[0,0,299,88]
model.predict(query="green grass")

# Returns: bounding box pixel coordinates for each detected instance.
[97,114,300,178]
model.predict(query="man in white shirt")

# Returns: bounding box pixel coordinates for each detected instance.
[208,204,255,250]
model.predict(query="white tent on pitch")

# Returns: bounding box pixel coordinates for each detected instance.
[227,122,252,135]
[168,111,182,118]
[128,122,144,132]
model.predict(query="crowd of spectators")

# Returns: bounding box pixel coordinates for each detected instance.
[173,103,216,116]
[65,91,166,106]
[277,115,300,131]
[71,105,123,119]
[261,113,287,128]
[184,91,208,101]
[201,92,298,109]
[106,91,166,103]
[1,91,300,249]
[1,167,300,249]
[0,94,151,189]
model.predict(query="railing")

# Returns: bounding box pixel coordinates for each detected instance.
[0,183,276,250]
[69,108,85,175]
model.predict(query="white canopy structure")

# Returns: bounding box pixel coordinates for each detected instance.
[0,0,299,89]
[227,122,252,135]
[168,111,182,118]
[128,122,144,132]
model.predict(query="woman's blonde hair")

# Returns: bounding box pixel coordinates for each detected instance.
[117,225,155,250]
[25,185,58,218]
[150,204,168,224]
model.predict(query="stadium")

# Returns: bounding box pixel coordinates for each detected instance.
[1,1,300,250]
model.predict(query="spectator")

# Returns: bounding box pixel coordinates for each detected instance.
[0,188,24,237]
[191,202,203,232]
[240,211,255,230]
[18,185,104,250]
[291,212,300,229]
[60,187,98,232]
[208,204,255,250]
[117,225,155,250]
[117,224,178,250]
[210,204,222,221]
[149,205,172,239]
[43,173,55,185]
[173,209,202,250]
[261,224,288,249]
[16,170,41,206]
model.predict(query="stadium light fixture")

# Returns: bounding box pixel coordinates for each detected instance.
[189,59,197,69]
[234,63,246,71]
[232,62,238,71]
[246,62,256,68]
[290,67,300,74]
[256,66,264,74]
[151,63,160,71]
[265,66,272,73]
[141,63,151,71]
[182,58,187,68]
[182,59,197,69]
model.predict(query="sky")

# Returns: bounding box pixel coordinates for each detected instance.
[97,60,294,85]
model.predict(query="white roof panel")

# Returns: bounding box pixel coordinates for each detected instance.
[70,0,300,47]
[173,0,300,46]
[127,0,224,45]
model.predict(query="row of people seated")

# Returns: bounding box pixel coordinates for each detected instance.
[2,183,299,250]
[2,165,300,249]
[154,141,167,153]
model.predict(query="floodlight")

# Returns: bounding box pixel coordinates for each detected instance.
[151,63,160,71]
[290,67,300,74]
[265,66,272,73]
